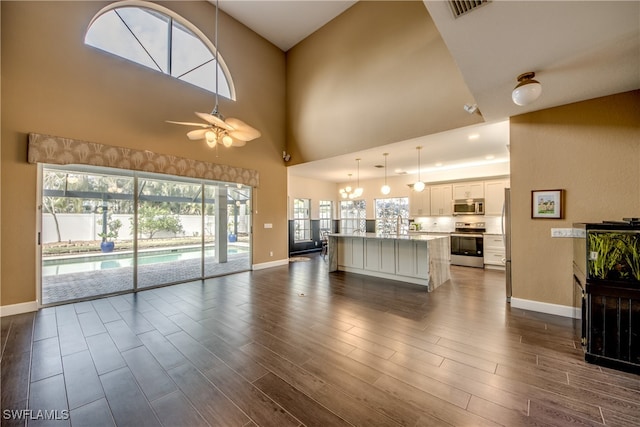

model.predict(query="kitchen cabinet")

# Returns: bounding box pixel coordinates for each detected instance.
[484,180,509,216]
[483,234,505,268]
[409,189,430,217]
[337,237,364,269]
[329,233,450,291]
[396,240,417,277]
[453,182,484,200]
[430,184,452,216]
[364,238,396,274]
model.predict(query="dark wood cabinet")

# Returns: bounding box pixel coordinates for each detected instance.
[576,221,640,375]
[586,282,640,373]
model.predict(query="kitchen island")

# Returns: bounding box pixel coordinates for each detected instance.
[327,233,450,291]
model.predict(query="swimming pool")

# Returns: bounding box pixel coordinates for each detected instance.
[42,246,248,276]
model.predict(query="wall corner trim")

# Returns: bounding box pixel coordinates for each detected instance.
[252,259,289,270]
[0,301,38,317]
[510,297,580,319]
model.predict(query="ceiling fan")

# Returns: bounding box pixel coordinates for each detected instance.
[167,110,260,148]
[167,0,260,148]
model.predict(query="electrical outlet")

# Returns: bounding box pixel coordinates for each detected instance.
[551,228,574,237]
[269,251,273,257]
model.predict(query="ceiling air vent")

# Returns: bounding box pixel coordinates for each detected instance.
[448,0,490,18]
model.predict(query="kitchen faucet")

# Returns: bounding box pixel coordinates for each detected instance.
[396,215,403,235]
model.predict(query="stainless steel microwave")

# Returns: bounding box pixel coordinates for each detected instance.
[452,199,485,215]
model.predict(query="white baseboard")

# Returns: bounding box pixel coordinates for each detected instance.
[0,301,38,317]
[510,297,580,319]
[252,259,289,270]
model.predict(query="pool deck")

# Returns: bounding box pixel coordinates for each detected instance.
[42,254,250,305]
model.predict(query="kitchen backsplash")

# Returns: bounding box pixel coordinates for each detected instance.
[413,215,503,234]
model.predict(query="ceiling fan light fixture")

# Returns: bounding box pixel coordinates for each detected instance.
[167,0,260,148]
[512,72,542,106]
[205,130,216,143]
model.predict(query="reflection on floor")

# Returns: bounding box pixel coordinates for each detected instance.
[42,254,250,305]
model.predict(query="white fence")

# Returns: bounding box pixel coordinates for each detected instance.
[41,213,249,244]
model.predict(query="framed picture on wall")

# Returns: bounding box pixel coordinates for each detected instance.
[531,189,564,219]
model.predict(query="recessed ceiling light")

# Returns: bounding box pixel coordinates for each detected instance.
[468,134,480,140]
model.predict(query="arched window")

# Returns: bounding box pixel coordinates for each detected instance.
[84,1,235,99]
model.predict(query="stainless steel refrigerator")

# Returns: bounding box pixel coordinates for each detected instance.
[502,188,512,302]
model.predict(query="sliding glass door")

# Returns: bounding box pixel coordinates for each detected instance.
[136,176,203,288]
[40,165,251,305]
[41,168,135,304]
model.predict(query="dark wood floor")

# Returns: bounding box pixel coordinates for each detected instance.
[2,255,639,426]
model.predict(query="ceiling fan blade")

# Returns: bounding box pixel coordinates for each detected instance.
[166,120,210,128]
[231,140,247,147]
[195,112,233,130]
[187,129,209,140]
[226,117,261,141]
[228,130,257,142]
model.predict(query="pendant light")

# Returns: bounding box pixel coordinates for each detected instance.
[353,158,363,198]
[381,153,391,195]
[413,146,425,192]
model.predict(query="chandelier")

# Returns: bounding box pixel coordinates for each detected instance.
[340,159,364,199]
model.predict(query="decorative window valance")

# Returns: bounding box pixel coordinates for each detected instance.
[27,133,259,187]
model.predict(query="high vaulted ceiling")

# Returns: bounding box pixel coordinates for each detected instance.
[217,1,640,182]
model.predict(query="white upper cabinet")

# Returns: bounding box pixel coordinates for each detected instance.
[430,184,452,216]
[453,182,484,200]
[409,189,431,217]
[484,180,510,216]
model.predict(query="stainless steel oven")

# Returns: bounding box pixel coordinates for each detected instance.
[450,222,485,268]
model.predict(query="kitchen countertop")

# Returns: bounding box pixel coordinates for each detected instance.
[409,231,503,235]
[329,232,449,242]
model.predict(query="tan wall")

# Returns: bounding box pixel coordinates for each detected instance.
[510,90,640,307]
[287,174,340,219]
[1,1,287,307]
[285,0,482,164]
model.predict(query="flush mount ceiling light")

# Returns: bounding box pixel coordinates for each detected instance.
[512,71,542,106]
[167,0,260,148]
[413,146,425,192]
[381,153,391,195]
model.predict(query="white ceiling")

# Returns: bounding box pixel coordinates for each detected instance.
[218,0,357,51]
[218,1,640,183]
